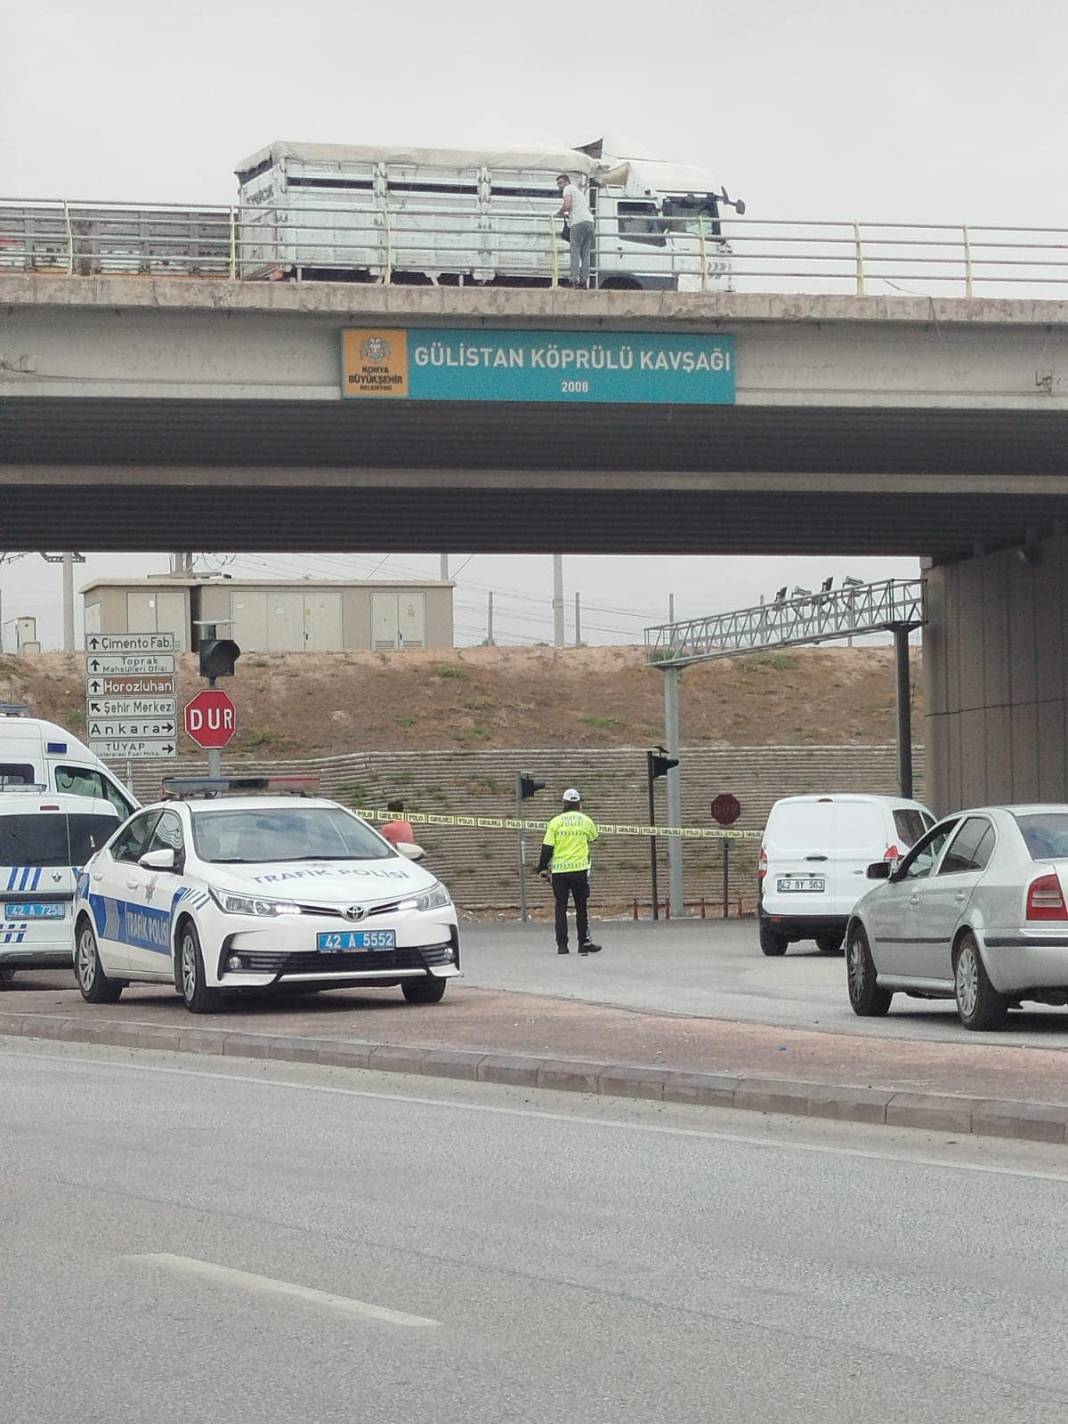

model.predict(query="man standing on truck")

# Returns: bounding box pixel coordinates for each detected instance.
[556,174,595,289]
[537,787,603,955]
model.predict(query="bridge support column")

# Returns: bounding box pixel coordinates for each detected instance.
[924,532,1068,814]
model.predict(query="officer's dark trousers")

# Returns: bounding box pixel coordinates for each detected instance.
[552,870,590,947]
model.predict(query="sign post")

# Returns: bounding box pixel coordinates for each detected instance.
[711,794,742,919]
[85,634,177,770]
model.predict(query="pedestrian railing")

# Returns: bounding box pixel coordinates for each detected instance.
[3,198,1068,298]
[645,579,927,665]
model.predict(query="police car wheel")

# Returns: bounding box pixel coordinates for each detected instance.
[76,921,123,1004]
[179,923,222,1015]
[0,965,15,987]
[401,976,447,1005]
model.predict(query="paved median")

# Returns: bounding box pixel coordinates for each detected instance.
[5,974,1068,1145]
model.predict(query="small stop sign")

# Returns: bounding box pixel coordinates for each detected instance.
[184,689,237,749]
[711,793,741,826]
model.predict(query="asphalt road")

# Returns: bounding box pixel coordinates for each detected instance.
[460,918,1068,1047]
[6,1038,1068,1423]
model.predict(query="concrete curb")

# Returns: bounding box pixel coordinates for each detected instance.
[3,1009,1068,1146]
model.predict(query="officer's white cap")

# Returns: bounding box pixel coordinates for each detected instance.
[563,787,581,802]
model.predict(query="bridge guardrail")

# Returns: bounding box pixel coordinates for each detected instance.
[2,199,1068,298]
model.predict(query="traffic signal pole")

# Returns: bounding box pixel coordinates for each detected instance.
[516,774,528,923]
[663,666,684,917]
[646,750,660,920]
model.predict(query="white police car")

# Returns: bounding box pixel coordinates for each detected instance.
[73,778,459,1013]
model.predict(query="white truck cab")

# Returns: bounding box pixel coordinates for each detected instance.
[0,707,138,820]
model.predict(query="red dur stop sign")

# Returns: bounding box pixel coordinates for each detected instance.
[184,689,237,749]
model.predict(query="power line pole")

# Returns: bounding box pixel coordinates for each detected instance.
[440,554,449,581]
[574,591,582,647]
[486,591,494,646]
[552,555,564,646]
[39,552,86,652]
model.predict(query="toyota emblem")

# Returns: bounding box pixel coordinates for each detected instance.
[344,904,366,922]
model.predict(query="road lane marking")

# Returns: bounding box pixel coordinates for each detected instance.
[129,1253,439,1326]
[8,1046,1068,1186]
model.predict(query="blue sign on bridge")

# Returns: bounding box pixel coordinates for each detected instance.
[341,328,735,404]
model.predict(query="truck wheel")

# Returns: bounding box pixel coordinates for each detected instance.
[759,922,788,957]
[847,924,892,1016]
[402,977,447,1005]
[76,920,124,1004]
[954,933,1008,1031]
[179,923,222,1015]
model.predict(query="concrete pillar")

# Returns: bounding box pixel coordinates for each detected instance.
[924,533,1068,812]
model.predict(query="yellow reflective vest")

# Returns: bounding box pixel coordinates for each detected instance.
[542,811,599,874]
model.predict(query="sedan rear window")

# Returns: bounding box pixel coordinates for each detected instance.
[1014,813,1068,861]
[0,813,119,866]
[893,809,929,848]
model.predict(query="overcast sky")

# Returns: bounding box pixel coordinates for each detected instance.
[6,0,1062,648]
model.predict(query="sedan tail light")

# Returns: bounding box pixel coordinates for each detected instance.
[758,846,768,880]
[1026,873,1068,921]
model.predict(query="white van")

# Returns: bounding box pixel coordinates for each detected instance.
[758,794,935,957]
[0,710,138,819]
[0,789,124,979]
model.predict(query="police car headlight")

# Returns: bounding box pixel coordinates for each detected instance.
[211,889,300,917]
[395,883,452,914]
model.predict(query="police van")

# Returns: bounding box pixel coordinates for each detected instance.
[0,708,138,982]
[0,788,125,980]
[0,707,138,817]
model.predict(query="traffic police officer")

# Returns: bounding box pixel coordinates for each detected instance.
[537,787,603,955]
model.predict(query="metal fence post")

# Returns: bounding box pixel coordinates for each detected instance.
[63,200,74,276]
[228,207,237,280]
[962,224,973,297]
[853,220,865,296]
[548,216,559,288]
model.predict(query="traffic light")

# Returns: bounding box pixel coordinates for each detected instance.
[198,635,241,680]
[517,773,546,800]
[647,749,679,779]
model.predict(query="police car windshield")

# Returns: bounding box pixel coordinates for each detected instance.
[191,806,392,864]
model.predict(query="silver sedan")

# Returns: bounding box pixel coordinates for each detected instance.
[845,805,1068,1030]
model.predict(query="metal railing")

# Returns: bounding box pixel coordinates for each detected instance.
[2,198,1068,298]
[645,579,927,665]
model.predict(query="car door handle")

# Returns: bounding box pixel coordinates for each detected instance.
[126,879,140,890]
[955,892,967,903]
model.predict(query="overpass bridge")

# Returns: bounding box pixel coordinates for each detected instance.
[2,272,1068,812]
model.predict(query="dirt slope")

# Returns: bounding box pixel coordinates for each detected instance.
[0,644,920,757]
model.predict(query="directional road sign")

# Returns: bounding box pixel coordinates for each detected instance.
[87,697,178,719]
[87,717,177,739]
[87,737,177,760]
[85,633,176,654]
[85,653,176,675]
[87,675,177,697]
[184,689,236,749]
[84,637,178,758]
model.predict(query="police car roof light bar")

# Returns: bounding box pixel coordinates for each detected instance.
[160,775,321,800]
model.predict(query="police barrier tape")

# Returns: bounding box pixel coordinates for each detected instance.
[353,807,763,842]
